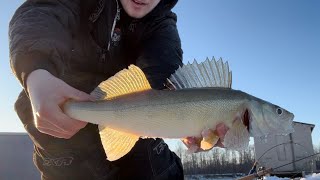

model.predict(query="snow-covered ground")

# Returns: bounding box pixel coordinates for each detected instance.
[185,173,320,180]
[264,173,320,180]
[185,174,242,180]
[185,176,234,180]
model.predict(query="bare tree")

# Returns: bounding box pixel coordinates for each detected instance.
[174,145,255,175]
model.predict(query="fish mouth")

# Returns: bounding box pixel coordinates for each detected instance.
[242,109,250,132]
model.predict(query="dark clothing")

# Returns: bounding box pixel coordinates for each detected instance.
[248,166,257,175]
[9,0,182,91]
[9,0,183,179]
[248,164,257,175]
[32,138,183,180]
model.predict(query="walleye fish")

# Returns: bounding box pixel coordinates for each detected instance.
[63,58,294,161]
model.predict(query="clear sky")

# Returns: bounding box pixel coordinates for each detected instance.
[1,0,319,148]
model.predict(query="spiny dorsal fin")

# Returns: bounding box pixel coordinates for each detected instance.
[168,57,232,89]
[99,125,140,161]
[91,65,152,100]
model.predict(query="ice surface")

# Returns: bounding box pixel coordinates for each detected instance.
[263,176,290,180]
[263,173,320,180]
[302,173,320,180]
[184,173,320,180]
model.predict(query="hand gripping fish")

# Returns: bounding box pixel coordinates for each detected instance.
[63,58,294,161]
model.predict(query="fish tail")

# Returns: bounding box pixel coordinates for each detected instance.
[91,65,152,161]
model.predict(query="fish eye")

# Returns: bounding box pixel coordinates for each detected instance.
[276,108,283,115]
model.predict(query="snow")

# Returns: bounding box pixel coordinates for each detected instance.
[185,173,320,180]
[264,176,290,180]
[264,173,320,180]
[301,173,320,180]
[185,174,243,180]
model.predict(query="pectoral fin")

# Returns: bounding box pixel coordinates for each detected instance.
[99,125,139,161]
[223,119,250,150]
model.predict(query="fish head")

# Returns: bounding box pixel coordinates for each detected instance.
[248,99,295,138]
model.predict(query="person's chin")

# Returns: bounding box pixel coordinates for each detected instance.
[128,11,145,19]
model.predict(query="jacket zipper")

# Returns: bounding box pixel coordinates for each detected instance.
[100,49,107,63]
[101,0,120,65]
[107,0,120,51]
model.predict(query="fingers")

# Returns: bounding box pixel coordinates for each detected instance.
[35,106,87,139]
[27,71,91,139]
[182,137,202,153]
[213,123,229,147]
[183,123,230,152]
[215,123,229,138]
[36,117,87,139]
[35,116,73,139]
[56,106,87,129]
[183,129,220,153]
[200,128,219,150]
[37,126,73,139]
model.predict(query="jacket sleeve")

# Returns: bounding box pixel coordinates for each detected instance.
[9,0,82,90]
[136,14,183,90]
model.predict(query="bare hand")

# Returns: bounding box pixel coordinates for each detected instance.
[182,123,229,153]
[27,69,94,139]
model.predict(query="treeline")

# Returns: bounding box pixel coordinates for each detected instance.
[173,142,320,175]
[174,142,255,175]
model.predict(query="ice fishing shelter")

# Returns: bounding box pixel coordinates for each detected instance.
[254,121,317,175]
[0,132,40,180]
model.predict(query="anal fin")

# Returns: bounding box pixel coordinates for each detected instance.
[99,125,140,161]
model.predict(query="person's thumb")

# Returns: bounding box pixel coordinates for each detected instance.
[67,87,95,102]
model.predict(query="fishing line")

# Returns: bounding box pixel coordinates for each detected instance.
[255,141,314,176]
[257,141,310,162]
[243,153,320,179]
[273,152,320,171]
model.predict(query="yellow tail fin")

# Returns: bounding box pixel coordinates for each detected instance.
[90,65,152,161]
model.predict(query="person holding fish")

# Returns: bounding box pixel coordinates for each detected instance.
[9,0,228,179]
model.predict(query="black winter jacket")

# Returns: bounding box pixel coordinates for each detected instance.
[10,0,182,91]
[9,0,182,149]
[9,1,183,178]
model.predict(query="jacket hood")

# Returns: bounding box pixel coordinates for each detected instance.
[162,0,179,10]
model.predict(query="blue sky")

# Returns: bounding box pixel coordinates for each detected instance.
[1,0,319,148]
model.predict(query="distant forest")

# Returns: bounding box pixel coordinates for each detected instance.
[173,142,320,175]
